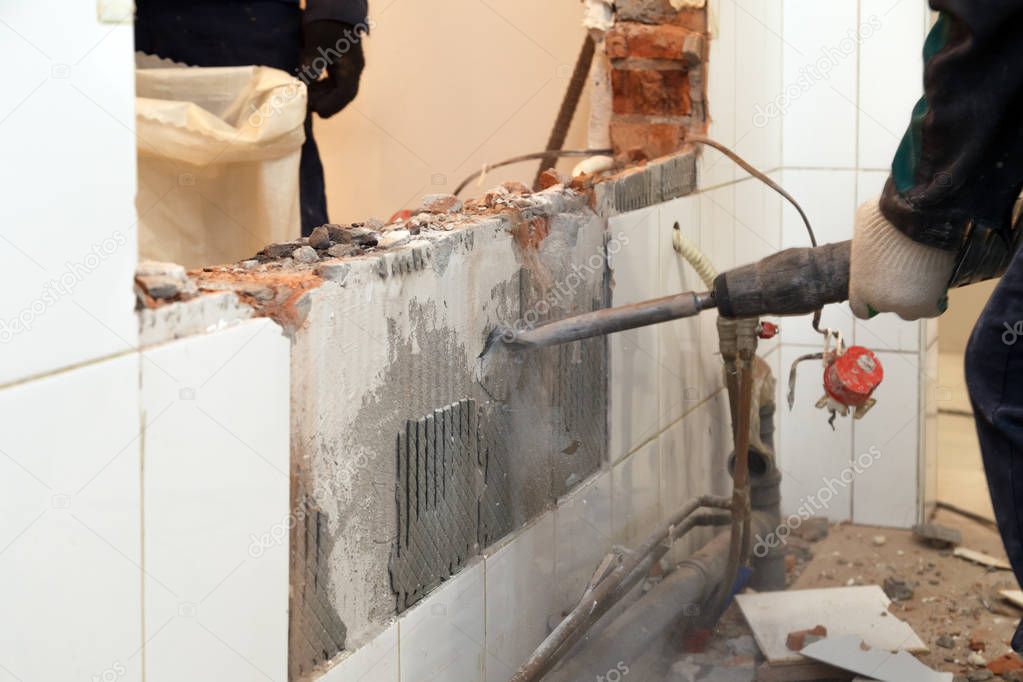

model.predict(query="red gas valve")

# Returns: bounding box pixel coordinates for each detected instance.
[757,321,779,339]
[816,346,883,419]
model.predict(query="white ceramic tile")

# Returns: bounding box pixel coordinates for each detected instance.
[780,169,857,346]
[853,171,924,352]
[858,0,925,169]
[484,516,556,682]
[0,4,137,385]
[921,344,939,518]
[141,320,291,682]
[735,0,783,177]
[781,0,859,167]
[659,196,704,426]
[400,561,485,682]
[610,325,660,463]
[852,351,921,528]
[734,178,779,267]
[554,472,613,614]
[659,407,713,562]
[612,440,661,547]
[0,354,142,682]
[321,623,399,682]
[609,207,659,306]
[777,345,854,522]
[701,0,737,188]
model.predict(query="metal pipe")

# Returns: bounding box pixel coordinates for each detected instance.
[482,291,715,356]
[545,508,780,682]
[510,495,732,682]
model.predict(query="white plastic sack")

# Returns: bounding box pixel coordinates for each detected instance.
[135,62,306,268]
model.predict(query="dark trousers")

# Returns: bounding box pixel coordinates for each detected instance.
[966,244,1023,651]
[135,0,328,234]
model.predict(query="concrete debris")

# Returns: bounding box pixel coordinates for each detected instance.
[308,225,331,249]
[327,244,356,259]
[967,652,987,667]
[537,168,571,190]
[264,241,305,258]
[377,228,411,250]
[292,245,319,264]
[967,671,993,682]
[794,517,830,543]
[988,652,1023,675]
[883,576,915,602]
[914,523,963,549]
[874,535,888,546]
[135,260,198,301]
[418,193,462,214]
[936,634,956,649]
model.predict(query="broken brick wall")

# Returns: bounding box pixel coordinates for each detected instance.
[606,0,708,159]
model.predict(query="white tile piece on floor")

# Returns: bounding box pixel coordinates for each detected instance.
[852,351,921,528]
[734,0,783,177]
[320,622,399,682]
[700,0,737,188]
[858,0,925,170]
[736,586,927,666]
[554,471,613,615]
[612,439,661,548]
[781,0,859,168]
[780,169,857,346]
[484,514,556,682]
[0,353,142,682]
[141,319,291,682]
[802,635,952,682]
[854,170,923,352]
[777,344,854,522]
[400,560,485,682]
[0,2,138,386]
[659,195,704,426]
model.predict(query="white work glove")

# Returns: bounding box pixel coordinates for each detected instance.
[848,198,957,321]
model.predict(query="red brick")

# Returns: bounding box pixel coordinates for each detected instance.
[990,653,1023,675]
[611,69,691,116]
[606,22,700,61]
[786,625,828,652]
[616,0,707,31]
[610,120,686,159]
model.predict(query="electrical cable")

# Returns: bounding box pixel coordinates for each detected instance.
[453,149,612,197]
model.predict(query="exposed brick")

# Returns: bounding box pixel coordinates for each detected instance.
[611,69,691,116]
[606,22,702,62]
[616,0,707,31]
[610,119,686,159]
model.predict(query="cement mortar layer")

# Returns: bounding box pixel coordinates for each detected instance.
[130,155,698,656]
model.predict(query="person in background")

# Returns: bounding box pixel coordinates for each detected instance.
[847,0,1023,651]
[134,0,369,234]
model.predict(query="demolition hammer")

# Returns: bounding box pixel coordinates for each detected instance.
[483,239,852,354]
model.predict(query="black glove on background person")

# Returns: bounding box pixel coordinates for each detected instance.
[301,20,366,118]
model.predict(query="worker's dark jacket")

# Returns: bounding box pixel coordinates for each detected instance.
[881,1,1023,253]
[279,0,368,26]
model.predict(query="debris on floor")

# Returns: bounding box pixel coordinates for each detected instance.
[915,523,964,549]
[955,547,1013,571]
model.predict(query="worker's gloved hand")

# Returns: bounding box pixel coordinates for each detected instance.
[848,198,957,321]
[301,20,366,118]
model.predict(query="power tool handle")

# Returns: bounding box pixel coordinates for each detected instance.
[714,240,852,318]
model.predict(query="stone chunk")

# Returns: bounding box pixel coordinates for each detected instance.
[308,225,332,250]
[793,517,829,543]
[913,523,962,548]
[882,576,914,602]
[418,193,462,214]
[292,245,319,264]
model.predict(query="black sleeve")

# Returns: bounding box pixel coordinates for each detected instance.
[304,0,369,27]
[880,0,1023,251]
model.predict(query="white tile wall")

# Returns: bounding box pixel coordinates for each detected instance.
[140,320,291,682]
[400,560,485,682]
[777,345,854,522]
[659,196,704,424]
[0,2,138,386]
[484,515,556,682]
[735,0,783,177]
[321,623,399,682]
[610,208,661,462]
[858,0,924,169]
[554,472,613,615]
[0,353,142,682]
[701,0,737,188]
[612,440,662,547]
[851,351,921,527]
[659,404,712,562]
[700,185,735,393]
[781,0,859,168]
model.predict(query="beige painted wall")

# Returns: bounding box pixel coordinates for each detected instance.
[314,0,592,224]
[939,279,998,353]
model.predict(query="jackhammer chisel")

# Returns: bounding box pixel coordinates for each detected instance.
[483,240,852,354]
